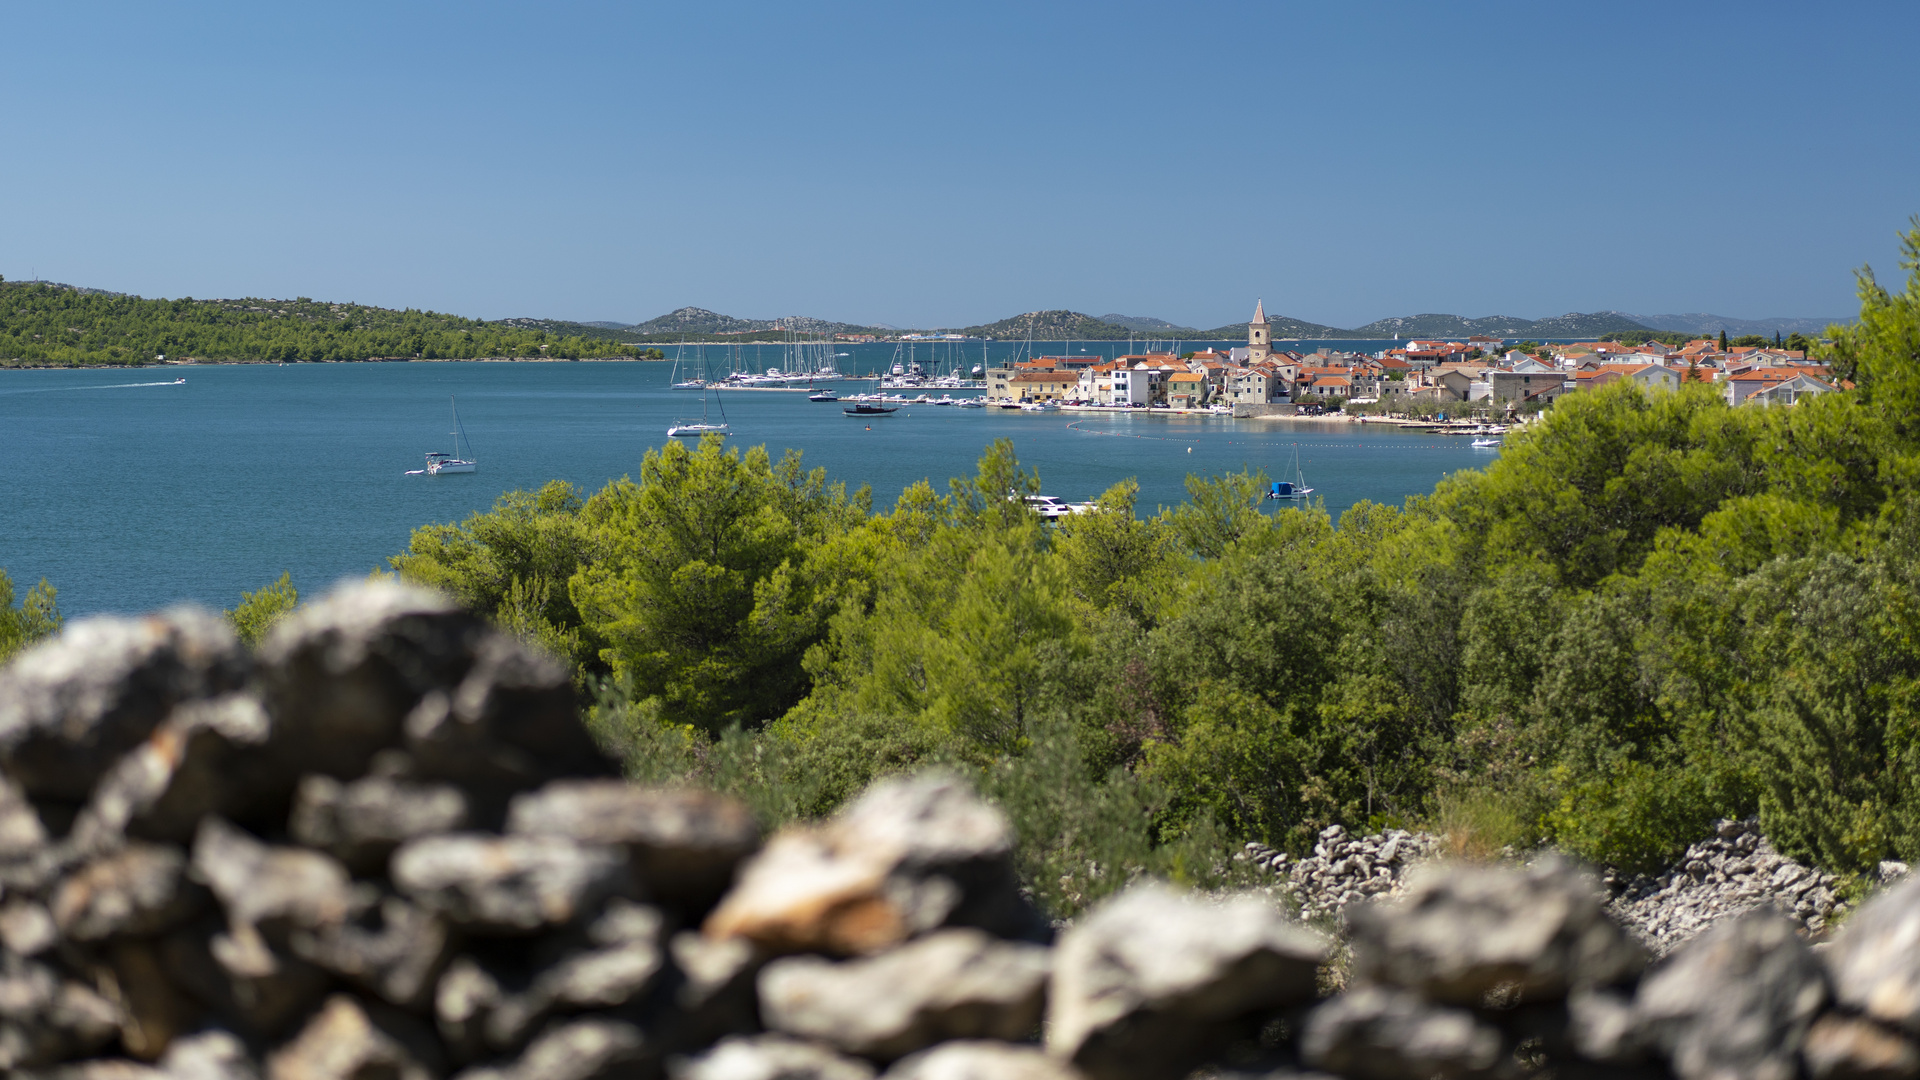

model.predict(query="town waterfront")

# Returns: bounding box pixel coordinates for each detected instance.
[0,359,1497,617]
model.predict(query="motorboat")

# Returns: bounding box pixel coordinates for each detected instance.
[407,397,478,475]
[1022,495,1094,521]
[844,402,897,416]
[1471,436,1503,447]
[808,390,839,402]
[957,398,985,409]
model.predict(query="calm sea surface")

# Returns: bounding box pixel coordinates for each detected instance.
[0,349,1499,617]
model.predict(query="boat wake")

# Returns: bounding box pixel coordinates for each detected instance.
[0,379,187,395]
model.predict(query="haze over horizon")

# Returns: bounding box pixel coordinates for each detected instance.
[3,1,1914,330]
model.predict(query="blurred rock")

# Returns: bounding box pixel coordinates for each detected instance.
[392,834,635,933]
[289,892,454,1010]
[0,953,122,1069]
[0,610,247,801]
[404,633,612,823]
[1347,856,1645,1006]
[70,695,272,852]
[508,781,759,912]
[1635,910,1826,1080]
[1299,987,1502,1080]
[266,994,442,1080]
[52,843,206,942]
[289,772,469,874]
[760,928,1049,1061]
[704,771,1038,956]
[156,1029,260,1080]
[1827,875,1920,1034]
[1049,884,1328,1080]
[2,897,59,954]
[670,1034,876,1080]
[1803,1013,1920,1080]
[255,582,485,785]
[881,1041,1079,1080]
[191,818,353,939]
[455,1017,650,1080]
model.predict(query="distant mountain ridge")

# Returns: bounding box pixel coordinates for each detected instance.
[1626,313,1847,337]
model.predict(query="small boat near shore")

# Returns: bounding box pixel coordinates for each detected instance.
[808,390,839,402]
[1264,445,1313,501]
[844,402,897,416]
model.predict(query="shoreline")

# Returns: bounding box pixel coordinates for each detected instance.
[0,355,656,371]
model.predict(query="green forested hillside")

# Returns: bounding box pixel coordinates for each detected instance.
[0,281,651,366]
[378,224,1920,914]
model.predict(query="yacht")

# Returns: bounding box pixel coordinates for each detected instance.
[844,402,897,416]
[808,389,840,402]
[1264,445,1314,500]
[407,398,477,475]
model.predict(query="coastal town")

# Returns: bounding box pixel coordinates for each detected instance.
[983,301,1842,414]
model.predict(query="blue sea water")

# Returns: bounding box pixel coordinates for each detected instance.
[0,358,1498,617]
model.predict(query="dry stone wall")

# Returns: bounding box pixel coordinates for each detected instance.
[7,581,1920,1080]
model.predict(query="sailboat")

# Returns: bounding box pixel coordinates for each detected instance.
[668,348,729,437]
[407,397,477,475]
[669,342,706,389]
[1264,445,1314,500]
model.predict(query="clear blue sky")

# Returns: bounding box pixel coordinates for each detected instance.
[3,1,1914,330]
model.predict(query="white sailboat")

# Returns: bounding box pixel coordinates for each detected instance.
[407,397,477,475]
[1264,445,1314,500]
[668,348,729,437]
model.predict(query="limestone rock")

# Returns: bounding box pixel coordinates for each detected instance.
[1048,883,1328,1080]
[1299,987,1503,1080]
[403,632,612,822]
[1347,855,1645,1006]
[1803,1013,1920,1080]
[455,1018,650,1080]
[704,770,1038,956]
[289,772,470,874]
[2,897,59,954]
[392,833,635,933]
[759,928,1050,1061]
[1609,817,1842,953]
[255,581,487,785]
[1635,909,1827,1080]
[52,843,207,942]
[881,1041,1081,1080]
[156,1029,261,1080]
[289,892,454,1010]
[70,694,273,853]
[0,953,122,1069]
[0,610,248,801]
[1827,874,1920,1034]
[508,781,759,911]
[670,1034,876,1080]
[191,818,354,938]
[266,994,442,1080]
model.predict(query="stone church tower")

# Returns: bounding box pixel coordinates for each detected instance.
[1248,299,1271,363]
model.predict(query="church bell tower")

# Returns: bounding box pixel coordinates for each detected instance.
[1248,299,1271,362]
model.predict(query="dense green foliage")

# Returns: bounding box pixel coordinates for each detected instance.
[0,570,62,665]
[0,281,650,366]
[224,572,299,648]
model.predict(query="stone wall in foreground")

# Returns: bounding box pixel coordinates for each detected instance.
[5,581,1920,1080]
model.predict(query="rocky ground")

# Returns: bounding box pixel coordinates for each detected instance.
[8,581,1920,1080]
[1243,818,1875,957]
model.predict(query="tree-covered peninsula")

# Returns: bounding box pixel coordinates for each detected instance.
[0,279,655,366]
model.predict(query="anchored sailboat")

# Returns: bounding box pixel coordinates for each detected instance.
[407,397,477,475]
[1265,445,1314,501]
[668,348,729,437]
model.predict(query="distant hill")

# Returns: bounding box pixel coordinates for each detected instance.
[1626,313,1847,337]
[1194,315,1344,339]
[1098,313,1204,335]
[951,310,1140,340]
[0,281,648,366]
[1343,312,1653,339]
[624,307,881,340]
